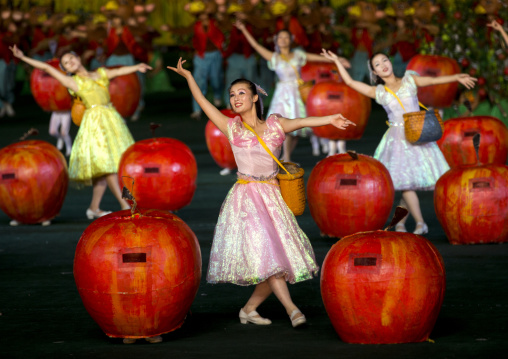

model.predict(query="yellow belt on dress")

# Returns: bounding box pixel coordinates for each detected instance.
[236,179,279,186]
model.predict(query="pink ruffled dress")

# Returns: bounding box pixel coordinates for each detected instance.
[206,114,319,286]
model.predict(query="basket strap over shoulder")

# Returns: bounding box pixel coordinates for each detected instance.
[384,86,428,111]
[242,121,294,179]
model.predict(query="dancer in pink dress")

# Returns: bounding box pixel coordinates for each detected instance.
[168,57,354,328]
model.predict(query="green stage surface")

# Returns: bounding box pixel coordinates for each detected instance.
[1,81,507,359]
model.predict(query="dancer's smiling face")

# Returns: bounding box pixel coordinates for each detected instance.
[276,30,291,49]
[229,82,258,114]
[60,52,81,74]
[370,54,393,79]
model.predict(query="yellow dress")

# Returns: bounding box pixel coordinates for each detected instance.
[68,68,134,186]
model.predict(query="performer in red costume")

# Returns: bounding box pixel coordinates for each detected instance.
[385,1,418,77]
[105,2,147,121]
[167,1,226,120]
[270,0,309,48]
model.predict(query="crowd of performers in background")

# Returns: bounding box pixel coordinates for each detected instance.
[1,0,508,162]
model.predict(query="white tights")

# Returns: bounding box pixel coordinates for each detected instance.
[49,111,72,156]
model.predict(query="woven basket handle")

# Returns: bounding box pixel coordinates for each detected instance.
[242,121,294,179]
[384,86,428,111]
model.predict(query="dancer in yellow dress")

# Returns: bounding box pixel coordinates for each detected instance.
[9,45,152,219]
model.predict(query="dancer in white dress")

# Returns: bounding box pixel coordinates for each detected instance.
[235,20,350,162]
[322,49,477,234]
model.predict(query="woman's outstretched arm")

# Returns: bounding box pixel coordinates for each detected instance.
[320,49,376,99]
[279,113,356,134]
[235,20,273,62]
[305,52,351,68]
[9,45,78,93]
[167,58,230,134]
[105,63,153,79]
[488,20,508,48]
[413,73,477,89]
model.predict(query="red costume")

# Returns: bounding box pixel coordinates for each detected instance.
[351,27,374,57]
[106,26,147,63]
[0,31,15,63]
[31,27,54,56]
[193,18,225,58]
[224,24,254,59]
[391,29,418,62]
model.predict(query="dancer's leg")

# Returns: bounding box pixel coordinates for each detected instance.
[59,111,73,156]
[267,276,302,319]
[242,281,273,314]
[90,176,107,211]
[401,190,424,224]
[48,112,61,139]
[310,134,320,156]
[327,140,337,156]
[208,50,224,106]
[105,173,130,209]
[320,137,329,153]
[191,54,208,117]
[337,140,347,154]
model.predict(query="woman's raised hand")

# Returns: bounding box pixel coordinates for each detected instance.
[320,48,338,61]
[330,114,356,130]
[487,19,503,32]
[167,57,192,79]
[137,63,153,73]
[9,45,24,59]
[320,49,351,68]
[234,19,246,31]
[457,74,478,90]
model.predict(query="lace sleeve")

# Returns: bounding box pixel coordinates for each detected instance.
[267,53,278,71]
[293,49,307,68]
[265,114,286,146]
[375,84,388,105]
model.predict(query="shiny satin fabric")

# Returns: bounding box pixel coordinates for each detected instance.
[207,115,319,285]
[373,71,450,191]
[267,49,311,137]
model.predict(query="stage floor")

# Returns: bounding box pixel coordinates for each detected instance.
[0,89,507,359]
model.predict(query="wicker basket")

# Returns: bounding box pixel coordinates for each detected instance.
[277,162,306,216]
[71,97,86,127]
[298,80,314,104]
[403,109,444,144]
